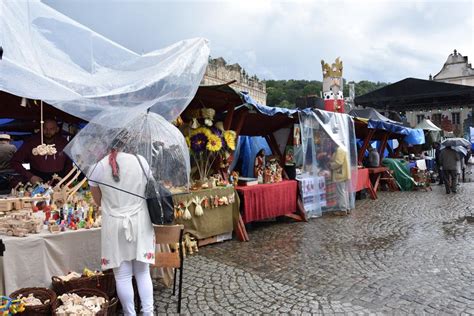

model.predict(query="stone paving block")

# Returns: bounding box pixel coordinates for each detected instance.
[144,183,474,315]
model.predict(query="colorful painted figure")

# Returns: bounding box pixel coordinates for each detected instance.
[321,57,345,113]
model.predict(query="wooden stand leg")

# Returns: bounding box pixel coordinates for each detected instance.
[367,183,377,200]
[296,196,308,221]
[235,214,249,242]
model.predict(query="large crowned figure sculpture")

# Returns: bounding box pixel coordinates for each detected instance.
[321,57,345,113]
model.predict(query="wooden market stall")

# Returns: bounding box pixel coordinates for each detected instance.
[174,83,250,242]
[229,93,307,225]
[176,85,308,243]
[350,108,426,196]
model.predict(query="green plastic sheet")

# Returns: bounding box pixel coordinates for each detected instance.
[382,158,416,191]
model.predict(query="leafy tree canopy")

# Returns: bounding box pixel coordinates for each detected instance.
[266,79,389,108]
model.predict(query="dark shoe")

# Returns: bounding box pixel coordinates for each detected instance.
[452,190,457,194]
[446,190,450,194]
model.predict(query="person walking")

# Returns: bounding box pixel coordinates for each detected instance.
[89,141,155,316]
[439,145,460,194]
[433,142,444,185]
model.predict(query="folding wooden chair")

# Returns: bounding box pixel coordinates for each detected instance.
[153,224,185,313]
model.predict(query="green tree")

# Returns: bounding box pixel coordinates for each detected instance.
[265,79,389,107]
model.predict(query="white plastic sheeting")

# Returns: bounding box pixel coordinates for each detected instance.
[298,110,358,215]
[0,0,209,121]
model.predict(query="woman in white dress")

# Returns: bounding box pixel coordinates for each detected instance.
[90,145,155,316]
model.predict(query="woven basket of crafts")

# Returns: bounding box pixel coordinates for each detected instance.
[52,269,116,298]
[107,297,119,316]
[53,288,109,316]
[9,287,57,316]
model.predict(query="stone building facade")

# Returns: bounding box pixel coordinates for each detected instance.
[201,57,267,105]
[405,50,474,136]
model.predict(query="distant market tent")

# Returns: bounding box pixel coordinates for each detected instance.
[349,107,401,125]
[349,107,425,164]
[415,119,442,146]
[354,78,474,111]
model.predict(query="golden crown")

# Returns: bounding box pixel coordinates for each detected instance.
[321,57,343,78]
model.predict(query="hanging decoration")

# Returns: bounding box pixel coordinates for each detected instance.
[32,100,58,156]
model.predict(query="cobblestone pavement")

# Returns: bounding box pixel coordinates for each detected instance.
[153,182,474,315]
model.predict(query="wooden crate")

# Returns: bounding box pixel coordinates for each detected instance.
[0,201,13,212]
[197,231,232,247]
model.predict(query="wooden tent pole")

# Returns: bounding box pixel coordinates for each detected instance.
[358,129,375,165]
[223,103,235,130]
[378,133,391,164]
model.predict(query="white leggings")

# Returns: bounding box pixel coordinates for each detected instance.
[113,260,154,316]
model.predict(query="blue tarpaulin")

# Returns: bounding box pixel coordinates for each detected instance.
[229,136,272,178]
[240,92,299,117]
[366,119,425,145]
[403,128,425,145]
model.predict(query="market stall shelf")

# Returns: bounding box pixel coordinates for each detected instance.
[172,187,243,245]
[236,180,299,224]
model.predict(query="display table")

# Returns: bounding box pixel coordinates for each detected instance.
[236,180,298,224]
[354,168,376,199]
[173,187,242,242]
[0,228,101,295]
[0,228,175,295]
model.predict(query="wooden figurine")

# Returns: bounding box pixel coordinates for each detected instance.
[51,165,87,208]
[254,149,265,183]
[183,233,198,255]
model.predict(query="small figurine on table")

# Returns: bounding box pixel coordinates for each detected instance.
[254,149,265,184]
[230,171,239,187]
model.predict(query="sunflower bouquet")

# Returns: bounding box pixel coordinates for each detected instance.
[186,124,236,182]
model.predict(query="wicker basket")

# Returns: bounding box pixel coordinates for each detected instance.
[107,297,119,316]
[9,287,57,316]
[54,288,109,316]
[52,269,116,298]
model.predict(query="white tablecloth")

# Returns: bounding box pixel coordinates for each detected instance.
[0,228,101,295]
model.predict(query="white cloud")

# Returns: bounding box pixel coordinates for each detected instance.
[43,0,474,82]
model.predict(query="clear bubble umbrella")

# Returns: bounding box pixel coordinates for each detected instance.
[64,108,190,197]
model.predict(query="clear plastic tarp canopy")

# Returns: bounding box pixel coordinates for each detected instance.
[298,109,358,217]
[0,0,209,121]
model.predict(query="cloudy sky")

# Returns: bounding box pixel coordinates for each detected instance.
[43,0,473,83]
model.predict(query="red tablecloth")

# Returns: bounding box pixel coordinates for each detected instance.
[236,180,298,224]
[354,168,371,192]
